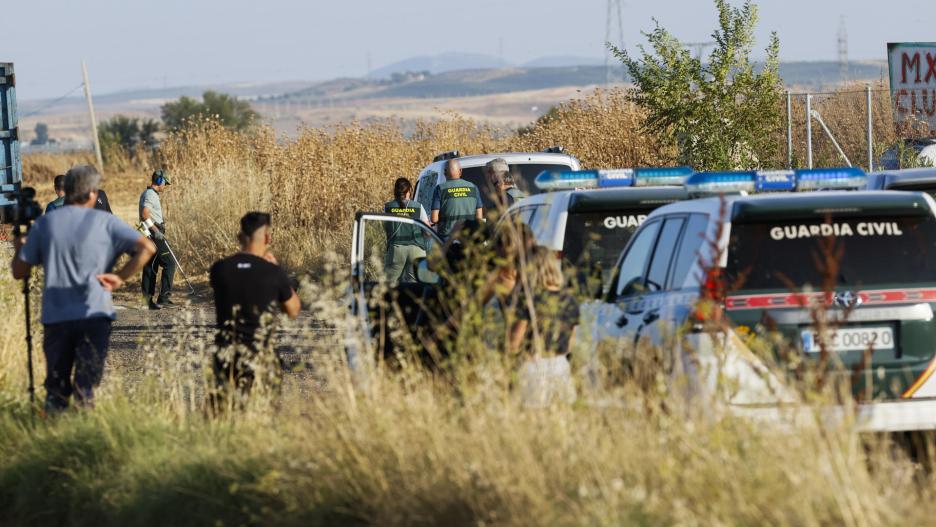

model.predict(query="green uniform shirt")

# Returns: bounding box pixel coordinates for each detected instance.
[431,179,482,237]
[384,199,428,246]
[45,196,65,214]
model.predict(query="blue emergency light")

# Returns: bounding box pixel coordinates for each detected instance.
[534,166,693,191]
[685,171,757,194]
[535,169,635,190]
[684,170,796,194]
[633,166,695,187]
[794,167,867,191]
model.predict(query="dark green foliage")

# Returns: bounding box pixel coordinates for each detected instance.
[161,91,260,131]
[613,0,784,170]
[31,123,49,146]
[98,115,160,163]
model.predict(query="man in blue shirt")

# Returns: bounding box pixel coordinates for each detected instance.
[11,165,156,411]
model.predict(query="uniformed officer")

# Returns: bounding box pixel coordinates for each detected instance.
[384,177,430,284]
[139,169,177,310]
[484,158,526,217]
[45,175,66,213]
[430,159,483,238]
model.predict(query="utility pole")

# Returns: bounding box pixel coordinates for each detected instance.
[81,60,104,170]
[604,0,625,86]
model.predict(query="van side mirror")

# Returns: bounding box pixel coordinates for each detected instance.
[415,258,440,285]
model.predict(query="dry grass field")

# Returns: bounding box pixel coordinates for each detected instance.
[2,84,934,526]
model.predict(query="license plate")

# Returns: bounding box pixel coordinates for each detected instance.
[800,326,894,353]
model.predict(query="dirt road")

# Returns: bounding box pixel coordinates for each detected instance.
[104,283,332,397]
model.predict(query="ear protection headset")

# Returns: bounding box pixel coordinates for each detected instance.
[153,170,166,186]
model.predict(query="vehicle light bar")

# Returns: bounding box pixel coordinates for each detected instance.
[686,169,801,195]
[535,169,635,190]
[685,171,757,194]
[633,166,694,187]
[535,166,694,190]
[794,167,867,191]
[756,170,797,191]
[432,150,460,162]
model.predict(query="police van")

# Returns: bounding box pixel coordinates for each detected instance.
[504,167,693,291]
[412,148,582,213]
[866,166,936,195]
[579,168,936,431]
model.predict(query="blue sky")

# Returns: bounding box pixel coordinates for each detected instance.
[6,0,934,99]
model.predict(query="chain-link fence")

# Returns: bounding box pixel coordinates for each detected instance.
[782,82,933,172]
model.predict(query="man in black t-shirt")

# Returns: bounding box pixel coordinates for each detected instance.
[209,212,300,407]
[94,188,113,213]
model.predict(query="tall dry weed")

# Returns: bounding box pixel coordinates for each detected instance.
[160,90,668,273]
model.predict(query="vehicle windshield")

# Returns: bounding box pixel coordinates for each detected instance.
[462,162,572,210]
[563,209,649,287]
[726,215,936,291]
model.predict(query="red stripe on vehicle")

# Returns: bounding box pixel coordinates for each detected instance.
[902,356,936,399]
[725,288,936,311]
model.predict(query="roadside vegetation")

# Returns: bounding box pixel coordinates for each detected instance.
[3,1,935,525]
[1,265,934,526]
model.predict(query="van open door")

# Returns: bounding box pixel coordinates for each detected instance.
[347,212,444,378]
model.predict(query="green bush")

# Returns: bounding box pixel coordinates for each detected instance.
[614,0,784,170]
[161,91,259,132]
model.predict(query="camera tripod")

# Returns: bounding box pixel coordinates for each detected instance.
[13,223,36,404]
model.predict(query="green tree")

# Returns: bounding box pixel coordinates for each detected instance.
[161,90,259,131]
[613,0,783,170]
[98,115,160,163]
[31,122,50,145]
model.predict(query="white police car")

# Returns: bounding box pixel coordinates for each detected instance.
[866,166,936,195]
[578,167,936,431]
[504,167,693,291]
[412,148,581,213]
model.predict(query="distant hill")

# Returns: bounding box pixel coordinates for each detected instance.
[778,60,887,90]
[368,52,510,79]
[374,66,614,98]
[522,56,604,68]
[277,61,888,103]
[17,60,891,120]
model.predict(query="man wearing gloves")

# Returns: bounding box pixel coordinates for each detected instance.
[139,169,177,310]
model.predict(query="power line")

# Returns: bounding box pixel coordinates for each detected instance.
[20,82,85,118]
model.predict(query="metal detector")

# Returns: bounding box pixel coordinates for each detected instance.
[163,237,198,296]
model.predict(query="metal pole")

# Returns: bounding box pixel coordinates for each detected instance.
[786,90,793,168]
[811,109,852,167]
[805,94,814,169]
[81,60,104,170]
[866,84,874,172]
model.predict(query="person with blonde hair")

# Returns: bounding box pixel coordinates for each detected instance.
[508,246,579,357]
[509,246,579,405]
